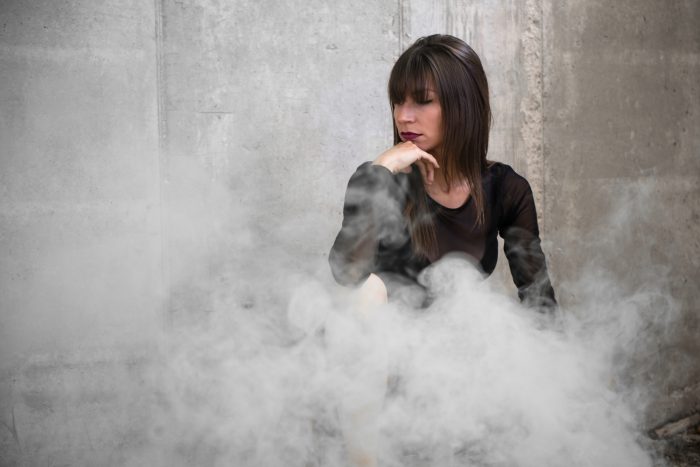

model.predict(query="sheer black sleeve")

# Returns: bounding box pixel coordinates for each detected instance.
[329,162,409,287]
[498,169,557,311]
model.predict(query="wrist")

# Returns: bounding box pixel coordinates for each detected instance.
[372,157,397,174]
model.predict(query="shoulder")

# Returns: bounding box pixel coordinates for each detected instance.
[486,162,537,227]
[486,162,532,195]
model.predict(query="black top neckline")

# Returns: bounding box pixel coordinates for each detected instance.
[424,164,498,212]
[426,193,472,212]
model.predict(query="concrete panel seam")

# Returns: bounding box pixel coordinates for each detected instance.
[521,0,546,232]
[154,0,171,327]
[398,0,407,53]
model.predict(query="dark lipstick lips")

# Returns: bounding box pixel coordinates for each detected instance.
[401,132,421,141]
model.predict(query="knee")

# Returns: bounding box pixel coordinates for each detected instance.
[358,273,388,305]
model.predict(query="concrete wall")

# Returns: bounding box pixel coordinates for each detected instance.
[1,0,698,465]
[0,0,162,355]
[0,0,161,463]
[159,0,398,319]
[543,0,700,422]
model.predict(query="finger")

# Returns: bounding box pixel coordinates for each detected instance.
[420,152,440,169]
[416,160,428,183]
[420,159,434,184]
[423,159,434,184]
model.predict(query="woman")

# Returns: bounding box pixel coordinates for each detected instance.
[329,34,556,310]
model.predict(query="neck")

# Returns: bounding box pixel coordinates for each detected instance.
[428,167,468,193]
[428,147,467,192]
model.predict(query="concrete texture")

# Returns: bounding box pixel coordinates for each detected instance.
[1,0,698,465]
[0,0,161,464]
[542,0,700,424]
[0,0,162,355]
[159,0,399,319]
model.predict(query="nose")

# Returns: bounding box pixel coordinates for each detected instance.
[394,103,415,124]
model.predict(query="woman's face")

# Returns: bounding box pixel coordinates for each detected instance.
[393,88,443,155]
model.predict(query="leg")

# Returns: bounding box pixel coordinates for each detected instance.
[341,274,388,467]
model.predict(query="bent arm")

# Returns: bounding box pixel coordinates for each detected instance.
[329,162,407,286]
[499,172,557,311]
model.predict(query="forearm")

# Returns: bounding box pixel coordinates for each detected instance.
[503,228,557,311]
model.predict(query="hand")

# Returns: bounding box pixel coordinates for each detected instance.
[372,141,440,185]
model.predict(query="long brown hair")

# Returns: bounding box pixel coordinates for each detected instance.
[388,34,492,260]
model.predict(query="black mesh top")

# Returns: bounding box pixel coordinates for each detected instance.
[329,161,557,310]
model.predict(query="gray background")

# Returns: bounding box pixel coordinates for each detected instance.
[1,0,698,464]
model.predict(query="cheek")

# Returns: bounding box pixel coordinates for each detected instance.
[432,109,443,134]
[392,108,400,126]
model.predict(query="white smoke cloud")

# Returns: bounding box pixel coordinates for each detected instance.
[137,176,678,467]
[1,170,678,467]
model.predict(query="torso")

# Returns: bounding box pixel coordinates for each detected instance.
[426,173,497,273]
[377,163,507,277]
[331,160,554,306]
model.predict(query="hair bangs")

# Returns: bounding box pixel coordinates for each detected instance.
[388,52,435,106]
